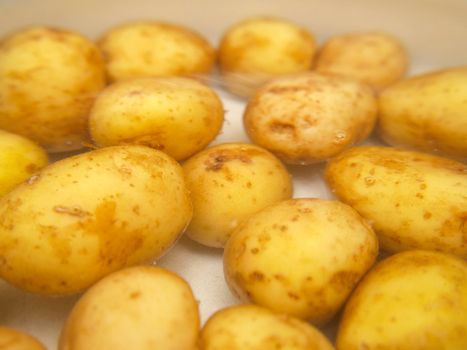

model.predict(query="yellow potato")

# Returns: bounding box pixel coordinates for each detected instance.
[98,21,215,82]
[244,72,377,164]
[0,130,48,197]
[224,198,378,325]
[183,143,293,247]
[315,32,409,90]
[0,327,46,350]
[59,266,199,350]
[89,77,224,161]
[0,26,106,152]
[0,145,192,295]
[200,304,334,350]
[218,17,316,97]
[378,67,467,160]
[325,146,467,258]
[337,250,467,350]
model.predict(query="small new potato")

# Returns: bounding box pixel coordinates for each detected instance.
[0,130,48,197]
[244,72,377,164]
[0,145,192,295]
[325,146,467,258]
[89,77,224,161]
[98,21,215,82]
[315,32,409,90]
[0,26,106,152]
[59,266,200,350]
[200,304,334,350]
[378,67,467,160]
[218,17,316,97]
[224,198,379,325]
[337,250,467,350]
[0,327,46,350]
[183,143,293,247]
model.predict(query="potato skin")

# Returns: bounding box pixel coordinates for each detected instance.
[378,67,467,160]
[98,21,215,82]
[200,304,334,350]
[224,198,378,325]
[336,250,467,350]
[218,17,316,97]
[0,145,192,295]
[183,143,292,247]
[243,72,377,164]
[0,130,48,197]
[325,146,467,258]
[59,266,199,350]
[315,32,408,90]
[0,26,106,152]
[89,77,224,161]
[0,327,46,350]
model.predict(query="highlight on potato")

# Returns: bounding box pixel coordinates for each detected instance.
[0,26,106,152]
[0,145,192,295]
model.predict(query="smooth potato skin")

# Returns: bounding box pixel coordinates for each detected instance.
[244,73,377,164]
[0,130,48,196]
[336,250,467,350]
[0,327,46,350]
[315,32,408,90]
[89,77,224,161]
[325,146,467,257]
[59,266,199,350]
[378,67,467,160]
[0,145,192,295]
[183,143,292,247]
[200,304,334,350]
[0,26,106,152]
[218,17,316,97]
[98,21,215,82]
[224,198,378,325]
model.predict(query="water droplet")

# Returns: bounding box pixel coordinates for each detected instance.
[364,176,376,186]
[333,131,347,144]
[27,174,40,185]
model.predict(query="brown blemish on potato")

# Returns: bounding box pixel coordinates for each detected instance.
[250,247,259,254]
[287,291,300,300]
[130,291,141,299]
[204,148,263,171]
[424,212,432,220]
[330,271,361,291]
[249,271,265,282]
[41,225,72,264]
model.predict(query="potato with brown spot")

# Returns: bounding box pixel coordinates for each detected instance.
[0,327,46,350]
[325,146,467,258]
[183,143,292,247]
[0,26,106,152]
[315,32,409,90]
[218,17,316,97]
[199,304,334,350]
[378,67,467,160]
[0,130,48,197]
[0,145,192,295]
[98,21,215,82]
[59,266,199,350]
[337,250,467,350]
[89,77,224,161]
[243,72,377,164]
[224,198,378,325]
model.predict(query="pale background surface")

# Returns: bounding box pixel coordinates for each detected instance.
[0,0,466,348]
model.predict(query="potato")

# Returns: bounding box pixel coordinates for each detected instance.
[336,250,467,350]
[183,143,293,247]
[59,266,199,350]
[0,130,48,197]
[218,17,316,97]
[0,145,192,295]
[0,327,46,350]
[378,67,467,160]
[89,77,224,161]
[98,21,215,82]
[224,198,378,325]
[0,26,106,152]
[200,304,334,350]
[243,72,377,164]
[325,146,467,258]
[315,32,408,90]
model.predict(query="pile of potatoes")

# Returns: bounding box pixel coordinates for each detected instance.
[0,15,466,350]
